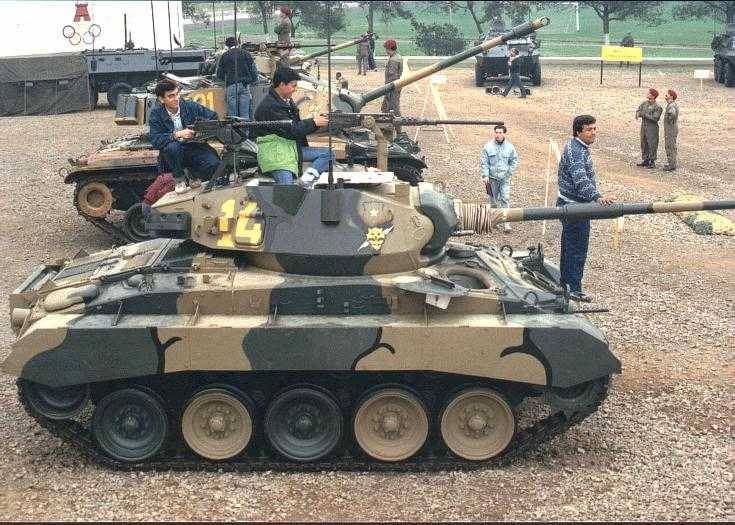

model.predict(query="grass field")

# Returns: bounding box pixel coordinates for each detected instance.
[185,1,722,58]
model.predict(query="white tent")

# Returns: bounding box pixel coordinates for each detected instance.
[0,1,185,57]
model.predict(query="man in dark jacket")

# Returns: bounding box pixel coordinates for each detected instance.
[216,36,258,119]
[252,67,331,186]
[501,48,526,98]
[148,79,220,193]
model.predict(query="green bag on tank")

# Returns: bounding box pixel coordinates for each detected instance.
[256,134,299,175]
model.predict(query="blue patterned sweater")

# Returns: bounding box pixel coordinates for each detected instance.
[557,137,601,203]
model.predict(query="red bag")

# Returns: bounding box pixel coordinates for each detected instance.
[143,173,175,205]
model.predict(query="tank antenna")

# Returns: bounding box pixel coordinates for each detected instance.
[212,1,217,48]
[167,1,174,71]
[327,0,334,189]
[150,0,160,76]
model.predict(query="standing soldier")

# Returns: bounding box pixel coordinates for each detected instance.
[274,6,293,49]
[635,88,663,169]
[501,48,527,98]
[662,89,679,172]
[381,39,403,130]
[356,37,370,75]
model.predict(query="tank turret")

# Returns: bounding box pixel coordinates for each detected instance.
[149,171,735,277]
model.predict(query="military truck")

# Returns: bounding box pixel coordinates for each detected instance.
[712,23,735,87]
[84,47,213,109]
[474,19,541,87]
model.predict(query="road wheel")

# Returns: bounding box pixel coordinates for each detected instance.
[92,388,169,462]
[725,61,735,87]
[123,202,154,243]
[181,387,254,460]
[265,386,343,462]
[19,380,89,420]
[530,60,542,86]
[107,82,133,109]
[353,387,429,462]
[440,388,515,461]
[75,181,114,218]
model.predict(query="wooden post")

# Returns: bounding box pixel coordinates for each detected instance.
[638,62,642,87]
[600,60,604,85]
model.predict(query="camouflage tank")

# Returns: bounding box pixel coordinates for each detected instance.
[6,146,734,468]
[62,20,548,243]
[712,23,735,87]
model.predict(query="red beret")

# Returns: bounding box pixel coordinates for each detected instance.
[667,89,677,100]
[280,6,292,16]
[383,39,397,50]
[648,88,659,98]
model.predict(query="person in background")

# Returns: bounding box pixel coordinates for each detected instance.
[356,37,370,75]
[381,39,403,130]
[501,48,527,98]
[480,124,518,233]
[556,115,614,302]
[335,72,349,90]
[274,6,293,48]
[216,36,258,121]
[635,88,663,169]
[662,89,679,172]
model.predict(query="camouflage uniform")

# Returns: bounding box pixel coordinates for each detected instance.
[356,40,370,75]
[274,15,292,56]
[663,101,679,170]
[636,100,663,165]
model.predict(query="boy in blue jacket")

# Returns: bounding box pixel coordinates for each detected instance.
[148,79,220,193]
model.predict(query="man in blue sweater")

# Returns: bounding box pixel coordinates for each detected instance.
[556,115,614,301]
[148,79,220,194]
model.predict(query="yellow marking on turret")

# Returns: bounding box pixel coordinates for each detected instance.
[217,199,236,248]
[235,209,264,246]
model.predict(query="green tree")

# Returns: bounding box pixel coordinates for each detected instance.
[672,1,735,24]
[579,1,664,44]
[240,1,275,34]
[282,1,346,37]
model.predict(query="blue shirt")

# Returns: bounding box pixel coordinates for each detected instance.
[557,137,601,203]
[480,139,518,180]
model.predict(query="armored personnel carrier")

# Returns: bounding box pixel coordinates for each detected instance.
[6,122,735,468]
[474,19,541,87]
[712,23,735,87]
[62,20,549,243]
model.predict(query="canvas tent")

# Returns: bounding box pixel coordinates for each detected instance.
[0,53,93,116]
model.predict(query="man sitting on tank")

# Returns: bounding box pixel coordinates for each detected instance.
[148,79,221,194]
[251,67,332,187]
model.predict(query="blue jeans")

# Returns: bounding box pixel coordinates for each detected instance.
[487,177,510,208]
[226,83,251,120]
[160,141,220,181]
[266,147,335,184]
[558,197,591,293]
[302,146,334,174]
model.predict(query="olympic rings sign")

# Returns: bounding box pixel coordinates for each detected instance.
[62,23,101,46]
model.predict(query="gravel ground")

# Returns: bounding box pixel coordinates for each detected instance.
[0,64,733,521]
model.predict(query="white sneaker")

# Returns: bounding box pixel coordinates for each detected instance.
[298,168,320,189]
[174,181,190,194]
[503,223,512,233]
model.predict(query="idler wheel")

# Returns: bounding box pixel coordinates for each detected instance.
[181,388,254,460]
[92,388,169,463]
[20,380,89,420]
[265,387,342,462]
[76,182,114,218]
[440,388,515,461]
[123,203,154,243]
[353,388,429,462]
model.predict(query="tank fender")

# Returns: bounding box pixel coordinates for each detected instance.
[500,327,621,388]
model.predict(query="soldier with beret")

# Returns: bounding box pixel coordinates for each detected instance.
[635,88,663,169]
[381,39,403,132]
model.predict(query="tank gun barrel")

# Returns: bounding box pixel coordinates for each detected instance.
[342,17,550,111]
[456,199,735,233]
[289,33,372,66]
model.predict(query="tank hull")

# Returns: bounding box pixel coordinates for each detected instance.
[5,238,618,469]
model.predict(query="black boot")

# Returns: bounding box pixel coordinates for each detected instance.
[645,161,655,169]
[636,160,649,167]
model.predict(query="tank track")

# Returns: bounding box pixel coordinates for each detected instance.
[17,378,610,472]
[71,172,156,244]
